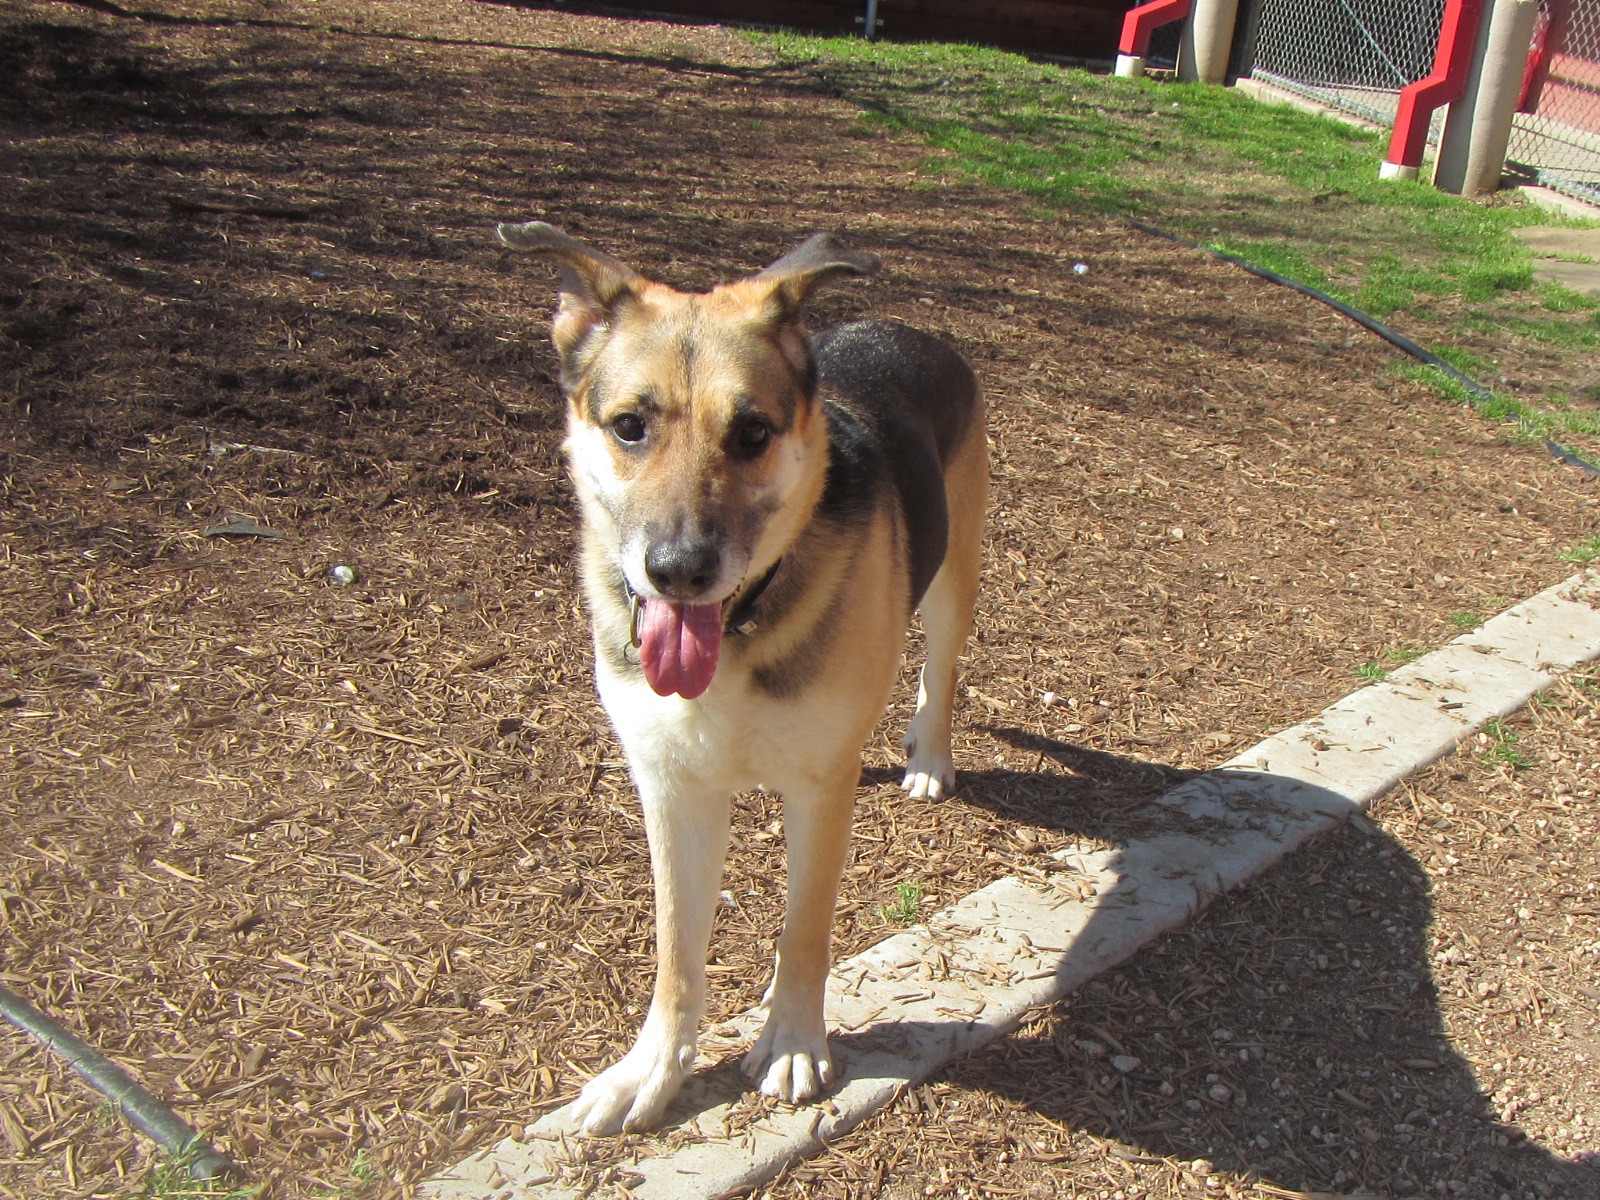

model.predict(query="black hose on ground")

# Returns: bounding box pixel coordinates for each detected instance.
[0,983,236,1183]
[1125,218,1600,480]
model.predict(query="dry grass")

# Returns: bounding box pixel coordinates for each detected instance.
[0,2,1597,1198]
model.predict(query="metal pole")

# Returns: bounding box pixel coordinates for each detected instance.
[862,0,880,40]
[1179,0,1242,83]
[1380,0,1486,180]
[1433,0,1540,195]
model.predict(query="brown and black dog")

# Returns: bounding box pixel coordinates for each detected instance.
[499,222,987,1133]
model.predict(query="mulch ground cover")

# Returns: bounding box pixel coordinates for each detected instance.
[0,2,1595,1198]
[756,668,1600,1200]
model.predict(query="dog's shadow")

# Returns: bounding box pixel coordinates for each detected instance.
[691,727,1590,1198]
[862,725,1203,839]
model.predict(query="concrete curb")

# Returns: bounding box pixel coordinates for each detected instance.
[421,570,1600,1200]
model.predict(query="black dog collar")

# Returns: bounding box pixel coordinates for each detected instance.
[624,557,786,648]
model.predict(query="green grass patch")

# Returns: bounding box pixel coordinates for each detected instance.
[1559,534,1600,564]
[877,879,925,925]
[750,30,1600,461]
[1431,345,1492,376]
[1479,718,1533,770]
[1539,282,1598,313]
[1211,238,1334,292]
[1357,644,1427,681]
[754,31,1591,317]
[1395,357,1600,460]
[1458,307,1600,352]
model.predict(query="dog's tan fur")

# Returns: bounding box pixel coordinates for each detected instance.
[499,221,987,1134]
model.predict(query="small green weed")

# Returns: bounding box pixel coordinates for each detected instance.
[350,1149,381,1187]
[142,1153,257,1200]
[877,880,925,925]
[1448,611,1480,631]
[310,1148,382,1198]
[1480,719,1532,770]
[1558,535,1600,564]
[1357,644,1425,681]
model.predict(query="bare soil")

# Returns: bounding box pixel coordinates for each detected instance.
[0,3,1596,1198]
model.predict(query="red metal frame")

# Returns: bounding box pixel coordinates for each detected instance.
[1519,0,1572,113]
[1119,0,1193,58]
[1384,0,1487,169]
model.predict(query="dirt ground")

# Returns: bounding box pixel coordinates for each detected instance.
[0,2,1596,1198]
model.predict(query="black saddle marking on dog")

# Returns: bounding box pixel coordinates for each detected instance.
[813,320,979,610]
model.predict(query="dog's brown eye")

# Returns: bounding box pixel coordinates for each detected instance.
[611,413,647,444]
[733,417,771,457]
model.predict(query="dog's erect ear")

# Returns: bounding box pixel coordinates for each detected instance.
[753,233,880,322]
[497,221,643,370]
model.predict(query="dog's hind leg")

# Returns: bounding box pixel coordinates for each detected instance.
[570,778,732,1135]
[902,412,988,801]
[743,759,859,1102]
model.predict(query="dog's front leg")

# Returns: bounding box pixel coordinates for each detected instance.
[743,760,857,1103]
[571,777,732,1135]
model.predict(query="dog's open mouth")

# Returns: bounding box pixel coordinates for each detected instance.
[637,599,724,699]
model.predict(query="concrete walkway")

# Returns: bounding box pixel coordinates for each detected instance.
[422,570,1600,1200]
[1513,225,1600,297]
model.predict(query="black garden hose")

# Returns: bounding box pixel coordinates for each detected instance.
[0,983,236,1183]
[1126,218,1600,480]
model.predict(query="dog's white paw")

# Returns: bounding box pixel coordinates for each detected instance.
[900,749,956,800]
[742,1020,834,1104]
[901,717,956,800]
[570,1034,694,1135]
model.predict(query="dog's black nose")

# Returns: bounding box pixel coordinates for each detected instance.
[645,539,721,599]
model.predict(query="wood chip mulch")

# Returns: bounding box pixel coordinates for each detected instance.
[1,2,1596,1198]
[756,670,1600,1200]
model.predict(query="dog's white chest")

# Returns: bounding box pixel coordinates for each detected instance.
[597,666,843,794]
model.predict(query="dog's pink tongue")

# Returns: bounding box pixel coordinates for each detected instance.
[638,599,723,699]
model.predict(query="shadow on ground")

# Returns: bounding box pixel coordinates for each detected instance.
[862,730,1595,1199]
[664,730,1600,1197]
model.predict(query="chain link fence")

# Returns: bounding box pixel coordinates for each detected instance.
[1245,0,1600,204]
[1509,0,1600,202]
[1249,0,1446,123]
